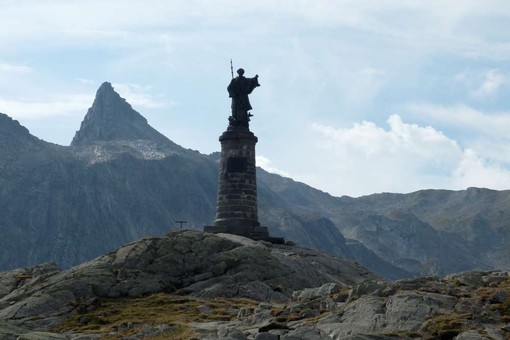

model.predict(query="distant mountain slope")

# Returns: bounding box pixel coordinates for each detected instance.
[258,169,510,276]
[0,113,66,171]
[0,82,508,280]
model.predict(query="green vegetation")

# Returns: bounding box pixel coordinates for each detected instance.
[422,312,471,339]
[497,296,510,322]
[422,277,510,338]
[13,274,32,281]
[54,293,258,339]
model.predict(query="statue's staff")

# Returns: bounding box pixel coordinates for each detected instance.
[230,59,234,79]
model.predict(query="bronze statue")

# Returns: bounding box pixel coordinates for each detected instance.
[227,68,260,129]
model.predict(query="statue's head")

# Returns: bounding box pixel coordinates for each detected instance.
[237,68,245,76]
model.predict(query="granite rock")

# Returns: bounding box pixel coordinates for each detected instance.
[0,230,376,332]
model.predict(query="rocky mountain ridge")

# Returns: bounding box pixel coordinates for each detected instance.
[258,168,510,277]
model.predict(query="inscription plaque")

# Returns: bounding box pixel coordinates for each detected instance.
[227,157,247,173]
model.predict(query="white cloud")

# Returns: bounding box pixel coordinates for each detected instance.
[256,155,290,177]
[472,70,509,98]
[0,94,93,119]
[339,67,388,106]
[456,69,510,98]
[453,149,510,189]
[0,83,171,120]
[313,114,460,168]
[0,62,32,74]
[1,0,509,61]
[405,103,510,141]
[76,78,95,84]
[289,0,510,60]
[306,115,510,196]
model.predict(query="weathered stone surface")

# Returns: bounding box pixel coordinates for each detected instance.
[0,262,60,300]
[193,272,507,339]
[0,321,72,340]
[212,129,260,229]
[454,330,487,339]
[282,325,328,339]
[0,230,376,332]
[317,291,457,339]
[348,280,391,300]
[446,271,487,287]
[205,127,286,243]
[254,332,279,340]
[292,283,344,302]
[218,326,249,340]
[0,263,503,339]
[0,321,26,340]
[17,332,69,340]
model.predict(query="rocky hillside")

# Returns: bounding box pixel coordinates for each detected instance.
[1,81,509,280]
[1,231,509,339]
[0,230,376,339]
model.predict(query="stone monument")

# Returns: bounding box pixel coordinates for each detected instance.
[204,69,284,244]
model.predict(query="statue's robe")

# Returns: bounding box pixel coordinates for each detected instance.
[227,75,260,127]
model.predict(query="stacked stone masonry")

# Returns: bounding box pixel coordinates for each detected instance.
[214,128,260,228]
[204,127,284,244]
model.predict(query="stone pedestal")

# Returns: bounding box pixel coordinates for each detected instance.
[204,127,284,244]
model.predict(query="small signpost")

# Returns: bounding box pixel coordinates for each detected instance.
[175,220,187,229]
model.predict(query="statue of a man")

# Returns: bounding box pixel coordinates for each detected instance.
[227,68,260,129]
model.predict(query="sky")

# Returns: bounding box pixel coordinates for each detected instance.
[2,0,510,197]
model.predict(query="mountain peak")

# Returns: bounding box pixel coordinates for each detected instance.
[0,112,30,137]
[71,82,170,147]
[98,81,113,90]
[0,113,48,162]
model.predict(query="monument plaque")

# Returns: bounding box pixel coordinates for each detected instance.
[204,68,284,244]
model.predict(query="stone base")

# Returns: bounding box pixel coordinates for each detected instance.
[204,225,285,244]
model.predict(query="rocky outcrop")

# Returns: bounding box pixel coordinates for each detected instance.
[188,270,510,339]
[0,230,376,334]
[1,232,509,339]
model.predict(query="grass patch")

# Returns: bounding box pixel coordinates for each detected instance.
[14,274,32,281]
[498,296,510,317]
[423,312,472,339]
[53,293,258,339]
